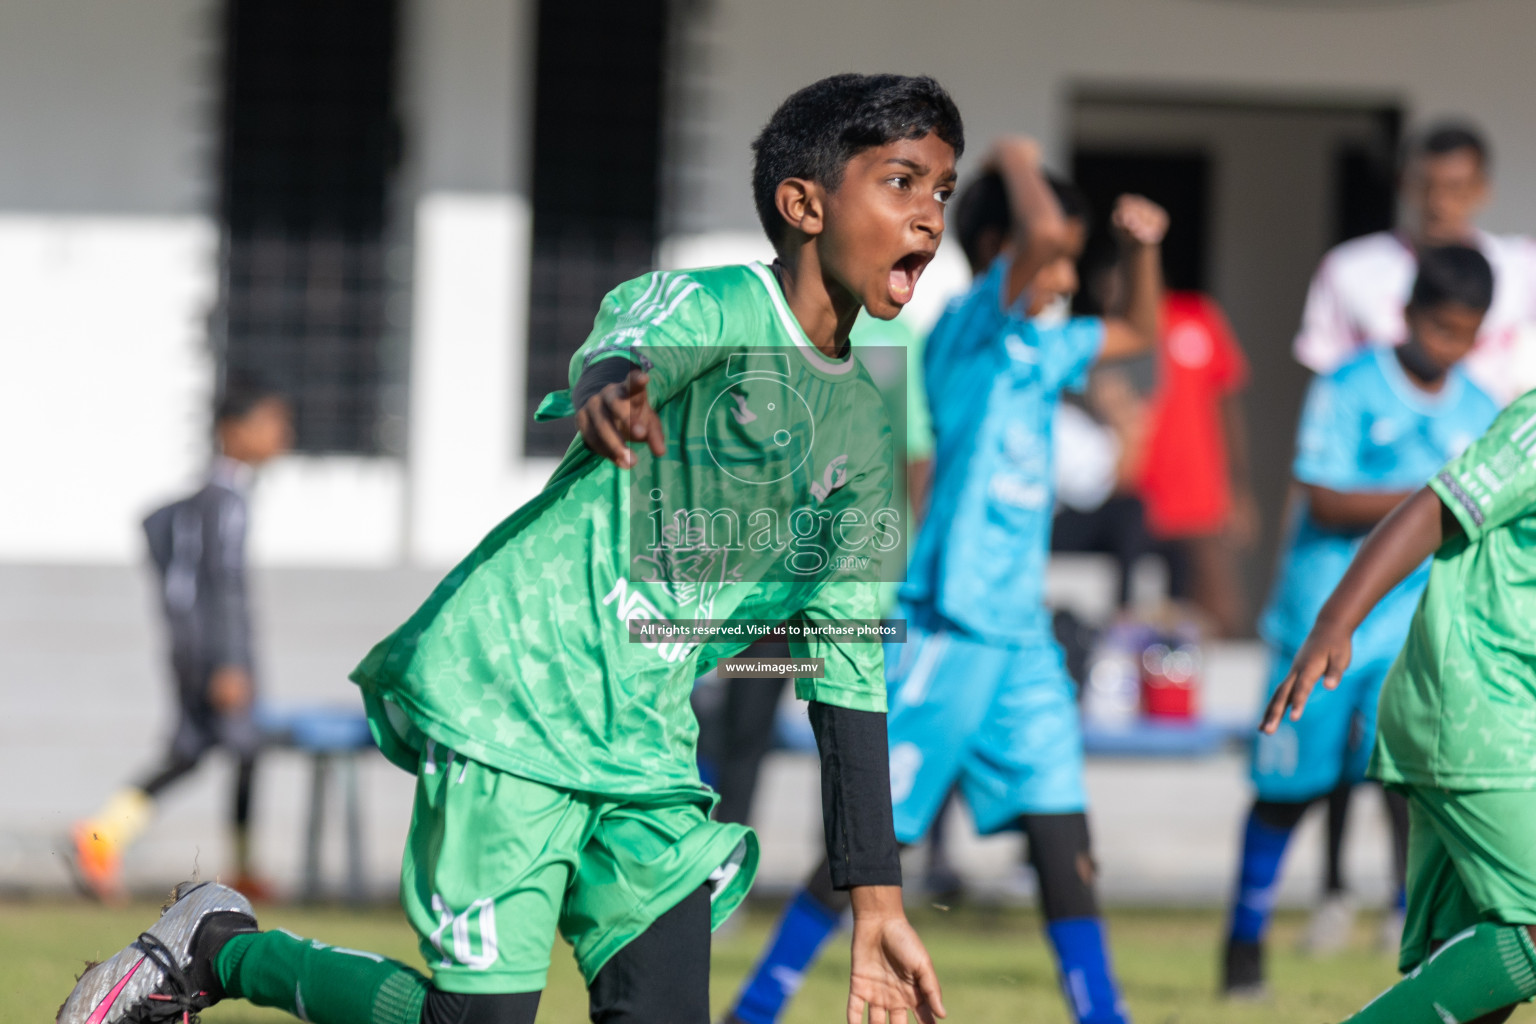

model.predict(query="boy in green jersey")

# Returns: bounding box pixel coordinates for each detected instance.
[58,74,960,1024]
[1264,388,1536,1023]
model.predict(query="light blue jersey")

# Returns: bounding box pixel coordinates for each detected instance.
[1253,347,1496,800]
[901,257,1105,645]
[1261,348,1497,656]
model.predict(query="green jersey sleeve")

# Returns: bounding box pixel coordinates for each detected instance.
[1430,392,1536,542]
[786,411,895,712]
[567,270,730,409]
[788,580,888,713]
[905,331,932,462]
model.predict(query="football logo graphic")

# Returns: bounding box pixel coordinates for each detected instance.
[704,353,816,485]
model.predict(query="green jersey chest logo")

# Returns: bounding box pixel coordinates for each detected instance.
[809,454,850,503]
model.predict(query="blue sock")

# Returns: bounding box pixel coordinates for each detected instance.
[1229,809,1295,944]
[697,754,719,791]
[1045,917,1128,1024]
[730,889,842,1024]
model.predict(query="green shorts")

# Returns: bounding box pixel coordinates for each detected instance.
[1398,785,1536,972]
[398,740,757,994]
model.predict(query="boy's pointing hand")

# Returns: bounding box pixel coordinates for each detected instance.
[577,368,667,469]
[1260,624,1354,734]
[1112,194,1169,247]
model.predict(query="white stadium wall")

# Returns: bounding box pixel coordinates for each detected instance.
[685,0,1536,236]
[3,0,1536,566]
[0,1,216,563]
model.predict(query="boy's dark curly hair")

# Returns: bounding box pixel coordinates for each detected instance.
[751,74,964,249]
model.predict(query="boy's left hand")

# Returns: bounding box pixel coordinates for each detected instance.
[1260,623,1353,733]
[848,886,945,1023]
[1111,195,1169,247]
[576,368,667,469]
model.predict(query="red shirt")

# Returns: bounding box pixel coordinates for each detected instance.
[1136,292,1249,538]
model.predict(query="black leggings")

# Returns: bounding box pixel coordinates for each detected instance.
[1322,781,1410,897]
[421,884,712,1024]
[138,751,256,829]
[805,812,1100,922]
[1252,788,1409,900]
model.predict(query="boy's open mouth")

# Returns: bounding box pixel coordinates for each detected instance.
[888,251,932,304]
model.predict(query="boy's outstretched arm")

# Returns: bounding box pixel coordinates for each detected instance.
[1303,483,1415,528]
[992,137,1069,308]
[1099,195,1168,361]
[1261,487,1460,731]
[574,364,668,468]
[809,701,945,1023]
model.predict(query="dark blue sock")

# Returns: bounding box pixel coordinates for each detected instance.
[697,754,719,791]
[730,889,842,1024]
[1045,917,1128,1024]
[1229,809,1295,944]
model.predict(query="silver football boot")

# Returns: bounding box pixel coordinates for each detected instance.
[57,881,256,1023]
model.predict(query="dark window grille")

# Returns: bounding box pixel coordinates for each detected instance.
[523,0,670,457]
[215,0,401,454]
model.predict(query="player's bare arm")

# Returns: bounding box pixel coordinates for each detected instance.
[847,884,946,1024]
[1303,483,1416,529]
[575,367,667,469]
[1223,393,1259,548]
[1100,194,1169,361]
[1261,486,1459,732]
[990,137,1070,307]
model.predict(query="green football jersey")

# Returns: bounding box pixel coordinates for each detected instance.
[1373,390,1536,790]
[352,262,898,799]
[849,311,928,615]
[851,311,931,462]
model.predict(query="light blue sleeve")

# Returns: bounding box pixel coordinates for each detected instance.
[922,263,1006,419]
[1292,374,1363,490]
[1040,316,1107,395]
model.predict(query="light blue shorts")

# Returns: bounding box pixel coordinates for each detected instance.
[884,614,1085,842]
[1250,642,1399,802]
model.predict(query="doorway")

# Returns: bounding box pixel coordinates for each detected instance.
[1069,90,1401,630]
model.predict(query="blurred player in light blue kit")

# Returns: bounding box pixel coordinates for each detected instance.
[1221,245,1499,996]
[725,137,1167,1024]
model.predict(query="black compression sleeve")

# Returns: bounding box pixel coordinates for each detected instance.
[572,356,640,413]
[809,701,902,889]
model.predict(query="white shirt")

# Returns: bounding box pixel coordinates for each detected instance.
[1293,229,1536,404]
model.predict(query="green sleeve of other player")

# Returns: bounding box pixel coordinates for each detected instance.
[1375,390,1536,789]
[786,412,895,713]
[788,579,888,713]
[903,327,931,461]
[565,270,730,408]
[1430,391,1536,541]
[849,313,931,461]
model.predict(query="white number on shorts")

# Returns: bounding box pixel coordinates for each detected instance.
[429,894,499,971]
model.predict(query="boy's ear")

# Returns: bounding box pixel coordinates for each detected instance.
[774,178,826,238]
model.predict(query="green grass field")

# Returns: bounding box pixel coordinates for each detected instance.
[13,897,1535,1023]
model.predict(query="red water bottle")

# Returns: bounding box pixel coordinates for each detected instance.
[1139,639,1200,719]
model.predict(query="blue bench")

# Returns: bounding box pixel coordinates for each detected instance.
[773,701,1253,758]
[257,705,376,903]
[1081,717,1253,757]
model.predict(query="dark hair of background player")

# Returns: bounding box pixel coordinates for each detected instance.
[953,170,1089,273]
[1407,120,1491,174]
[1409,244,1495,313]
[216,374,286,425]
[749,73,965,248]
